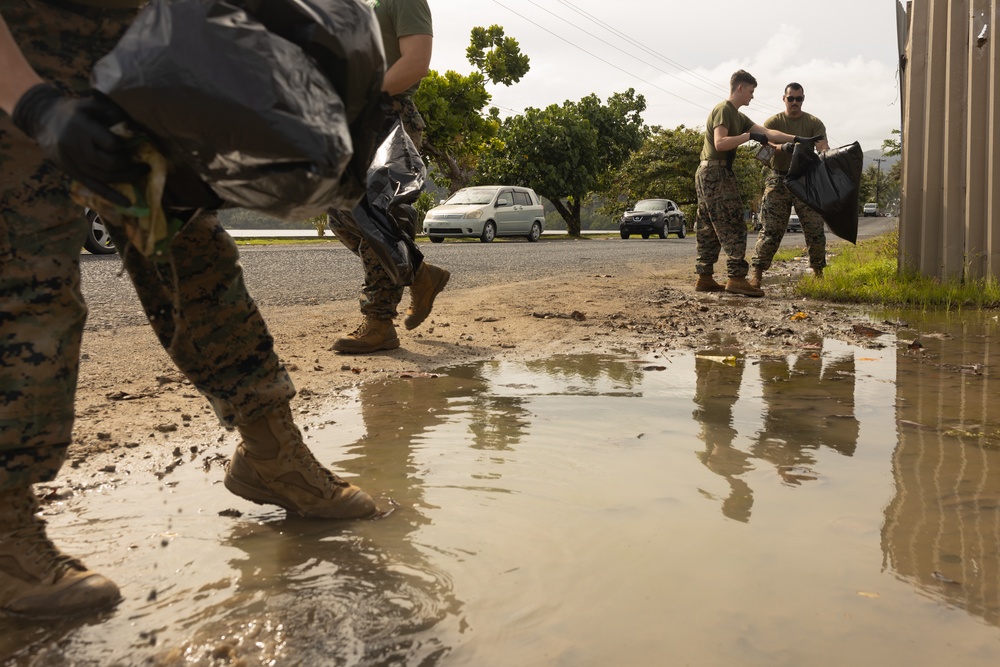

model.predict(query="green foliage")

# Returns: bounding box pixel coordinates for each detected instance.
[796,231,1000,309]
[414,26,529,193]
[476,89,647,235]
[858,161,900,213]
[466,25,530,86]
[882,129,901,157]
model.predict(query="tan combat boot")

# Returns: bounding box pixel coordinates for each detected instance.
[225,405,378,519]
[695,274,725,292]
[404,262,450,330]
[748,266,764,289]
[331,316,400,353]
[724,276,765,297]
[0,486,121,618]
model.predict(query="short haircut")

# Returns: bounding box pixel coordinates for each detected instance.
[730,69,758,92]
[785,82,804,95]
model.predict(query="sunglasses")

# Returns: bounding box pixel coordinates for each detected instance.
[786,95,804,103]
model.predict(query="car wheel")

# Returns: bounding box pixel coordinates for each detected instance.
[82,208,117,255]
[620,230,629,239]
[479,221,496,243]
[657,226,667,239]
[527,221,542,242]
[430,236,444,243]
[677,222,686,239]
[641,232,650,239]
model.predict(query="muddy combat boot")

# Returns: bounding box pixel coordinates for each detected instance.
[0,487,121,618]
[813,267,824,279]
[725,276,765,298]
[748,266,764,289]
[695,274,725,292]
[404,262,450,330]
[225,406,378,519]
[331,316,400,354]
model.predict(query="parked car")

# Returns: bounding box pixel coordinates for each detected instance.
[422,185,545,243]
[83,208,117,254]
[619,199,687,239]
[786,208,802,233]
[863,202,879,217]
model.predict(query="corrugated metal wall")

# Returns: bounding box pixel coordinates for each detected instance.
[898,1,1000,280]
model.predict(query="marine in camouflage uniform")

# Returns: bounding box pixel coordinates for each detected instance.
[750,83,830,286]
[694,70,795,297]
[327,0,449,354]
[1,0,376,619]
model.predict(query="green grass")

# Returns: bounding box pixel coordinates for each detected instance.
[793,231,1000,310]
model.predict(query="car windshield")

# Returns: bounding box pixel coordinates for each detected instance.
[633,200,667,211]
[446,188,499,205]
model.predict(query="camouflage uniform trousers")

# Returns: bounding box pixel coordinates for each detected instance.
[0,2,294,490]
[694,164,749,278]
[328,95,425,320]
[751,171,827,271]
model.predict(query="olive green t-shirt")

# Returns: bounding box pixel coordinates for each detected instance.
[764,112,826,171]
[701,100,754,161]
[368,0,433,96]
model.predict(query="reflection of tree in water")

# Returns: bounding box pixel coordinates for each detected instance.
[522,354,646,394]
[752,348,859,485]
[692,353,754,523]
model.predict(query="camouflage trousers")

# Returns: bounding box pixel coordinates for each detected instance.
[751,172,827,271]
[328,96,425,320]
[694,164,749,278]
[0,2,294,490]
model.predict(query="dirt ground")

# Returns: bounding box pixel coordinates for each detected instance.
[68,252,886,478]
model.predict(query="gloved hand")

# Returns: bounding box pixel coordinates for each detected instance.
[794,134,825,144]
[780,142,796,154]
[13,84,148,207]
[749,131,768,144]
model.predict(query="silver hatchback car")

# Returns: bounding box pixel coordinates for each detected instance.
[423,185,545,243]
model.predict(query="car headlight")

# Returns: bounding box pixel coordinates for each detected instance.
[464,209,484,220]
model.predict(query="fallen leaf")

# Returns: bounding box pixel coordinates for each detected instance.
[790,311,810,321]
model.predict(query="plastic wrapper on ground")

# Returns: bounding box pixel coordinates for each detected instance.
[90,0,385,220]
[785,141,864,244]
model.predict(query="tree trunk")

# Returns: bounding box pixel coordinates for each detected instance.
[551,197,583,236]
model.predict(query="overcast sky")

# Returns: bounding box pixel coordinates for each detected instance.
[424,0,903,152]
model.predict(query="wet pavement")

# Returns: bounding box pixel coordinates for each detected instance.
[2,309,999,666]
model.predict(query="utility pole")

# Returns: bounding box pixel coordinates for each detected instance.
[873,157,885,207]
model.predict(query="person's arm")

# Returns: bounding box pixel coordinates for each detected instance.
[713,125,745,152]
[0,14,44,114]
[753,123,795,146]
[382,33,432,95]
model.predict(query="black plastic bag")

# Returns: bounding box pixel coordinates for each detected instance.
[784,141,864,244]
[330,119,427,286]
[90,0,385,219]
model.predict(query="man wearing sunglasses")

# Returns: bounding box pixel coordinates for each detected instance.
[750,83,830,289]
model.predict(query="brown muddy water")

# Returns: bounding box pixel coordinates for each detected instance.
[2,311,999,666]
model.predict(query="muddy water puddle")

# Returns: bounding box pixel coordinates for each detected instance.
[3,311,1000,666]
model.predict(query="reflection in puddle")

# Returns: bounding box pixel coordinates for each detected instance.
[3,312,1000,665]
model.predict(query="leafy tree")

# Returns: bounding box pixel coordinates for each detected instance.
[414,25,530,193]
[476,89,648,236]
[882,129,901,157]
[859,161,900,213]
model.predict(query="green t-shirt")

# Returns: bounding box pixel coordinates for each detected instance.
[764,111,826,171]
[368,0,433,96]
[701,100,754,161]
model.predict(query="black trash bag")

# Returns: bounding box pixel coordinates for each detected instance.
[784,141,864,244]
[90,0,385,219]
[330,119,427,287]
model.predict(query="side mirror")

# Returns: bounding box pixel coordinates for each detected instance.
[496,197,509,207]
[439,199,446,205]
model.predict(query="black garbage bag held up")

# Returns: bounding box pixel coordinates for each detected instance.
[784,140,864,244]
[90,0,386,219]
[331,119,427,287]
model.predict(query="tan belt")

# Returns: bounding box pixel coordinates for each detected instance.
[700,159,727,166]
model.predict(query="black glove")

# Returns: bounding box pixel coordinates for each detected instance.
[13,84,148,207]
[749,131,768,144]
[794,134,824,144]
[780,142,796,154]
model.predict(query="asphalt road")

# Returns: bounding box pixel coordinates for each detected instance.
[79,217,897,331]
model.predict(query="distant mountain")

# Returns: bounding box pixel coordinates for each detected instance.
[862,149,900,170]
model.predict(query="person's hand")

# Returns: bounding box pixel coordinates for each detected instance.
[13,84,148,206]
[794,134,825,144]
[749,131,768,144]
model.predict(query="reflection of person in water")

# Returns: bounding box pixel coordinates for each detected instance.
[692,354,755,523]
[751,348,859,484]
